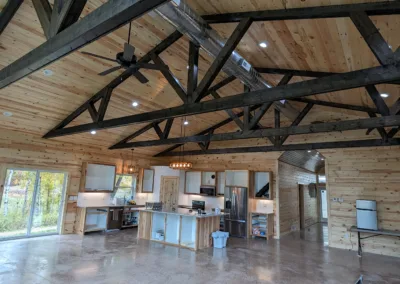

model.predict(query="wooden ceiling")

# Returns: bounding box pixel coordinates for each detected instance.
[0,0,398,158]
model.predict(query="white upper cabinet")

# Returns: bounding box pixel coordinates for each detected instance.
[225,170,249,187]
[185,171,201,194]
[84,163,116,192]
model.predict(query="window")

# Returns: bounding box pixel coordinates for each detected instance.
[113,174,136,199]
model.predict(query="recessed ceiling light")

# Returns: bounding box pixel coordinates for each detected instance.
[187,65,190,69]
[184,120,189,125]
[132,101,139,107]
[388,44,392,49]
[3,111,13,117]
[321,158,325,160]
[380,93,389,98]
[259,42,268,48]
[307,150,311,153]
[43,69,53,76]
[90,130,97,135]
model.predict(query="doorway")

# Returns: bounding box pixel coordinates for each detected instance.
[160,176,179,211]
[0,169,67,240]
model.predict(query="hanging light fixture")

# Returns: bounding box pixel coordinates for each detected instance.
[170,117,193,170]
[127,149,139,174]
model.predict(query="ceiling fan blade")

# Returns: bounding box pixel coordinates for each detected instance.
[133,71,149,84]
[137,62,169,71]
[123,43,135,62]
[81,51,118,63]
[98,66,123,76]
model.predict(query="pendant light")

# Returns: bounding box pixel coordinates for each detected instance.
[169,117,193,170]
[127,149,138,174]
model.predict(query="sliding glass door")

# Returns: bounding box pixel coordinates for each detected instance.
[0,169,67,240]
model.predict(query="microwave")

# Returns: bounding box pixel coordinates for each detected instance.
[200,186,216,196]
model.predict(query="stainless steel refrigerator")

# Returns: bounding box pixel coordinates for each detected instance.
[224,186,248,238]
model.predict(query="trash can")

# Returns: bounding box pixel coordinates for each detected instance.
[212,231,229,248]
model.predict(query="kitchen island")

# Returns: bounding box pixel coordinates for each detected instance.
[138,209,223,251]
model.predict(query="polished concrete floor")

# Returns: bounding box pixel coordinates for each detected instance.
[0,224,399,284]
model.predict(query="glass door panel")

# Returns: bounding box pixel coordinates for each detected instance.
[30,172,66,235]
[0,170,37,239]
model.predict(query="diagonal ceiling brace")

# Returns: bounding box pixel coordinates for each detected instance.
[150,54,188,103]
[0,0,24,36]
[192,17,253,102]
[280,102,314,145]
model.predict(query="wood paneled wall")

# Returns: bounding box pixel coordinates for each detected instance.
[278,161,317,236]
[324,146,400,257]
[0,128,163,234]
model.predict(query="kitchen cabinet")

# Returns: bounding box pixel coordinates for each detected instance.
[217,171,225,196]
[225,170,249,187]
[138,168,154,193]
[253,172,272,199]
[185,171,201,194]
[201,171,216,186]
[84,208,108,233]
[80,162,116,192]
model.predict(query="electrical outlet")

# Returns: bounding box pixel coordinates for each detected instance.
[338,197,344,202]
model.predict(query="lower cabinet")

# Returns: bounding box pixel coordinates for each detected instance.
[139,211,219,250]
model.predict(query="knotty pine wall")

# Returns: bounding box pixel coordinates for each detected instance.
[324,146,400,257]
[278,161,317,236]
[0,129,163,234]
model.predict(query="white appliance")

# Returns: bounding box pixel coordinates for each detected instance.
[356,200,378,230]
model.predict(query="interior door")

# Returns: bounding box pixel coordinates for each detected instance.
[160,176,179,210]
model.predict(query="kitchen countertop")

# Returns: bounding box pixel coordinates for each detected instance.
[80,205,145,209]
[141,208,225,218]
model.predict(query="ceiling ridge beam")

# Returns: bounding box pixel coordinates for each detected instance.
[158,138,400,156]
[202,2,400,24]
[110,115,400,149]
[0,0,24,36]
[0,0,170,89]
[43,61,400,138]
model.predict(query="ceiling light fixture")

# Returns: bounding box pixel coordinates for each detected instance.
[127,149,139,174]
[132,101,139,107]
[321,158,325,161]
[170,118,193,171]
[90,130,97,135]
[43,69,53,76]
[259,42,268,48]
[3,111,13,117]
[184,120,189,126]
[380,93,389,98]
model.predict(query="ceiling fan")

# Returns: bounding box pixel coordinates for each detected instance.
[81,22,168,84]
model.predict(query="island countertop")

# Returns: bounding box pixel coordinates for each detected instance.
[140,208,225,218]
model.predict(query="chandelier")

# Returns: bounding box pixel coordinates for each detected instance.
[127,149,139,174]
[170,117,193,170]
